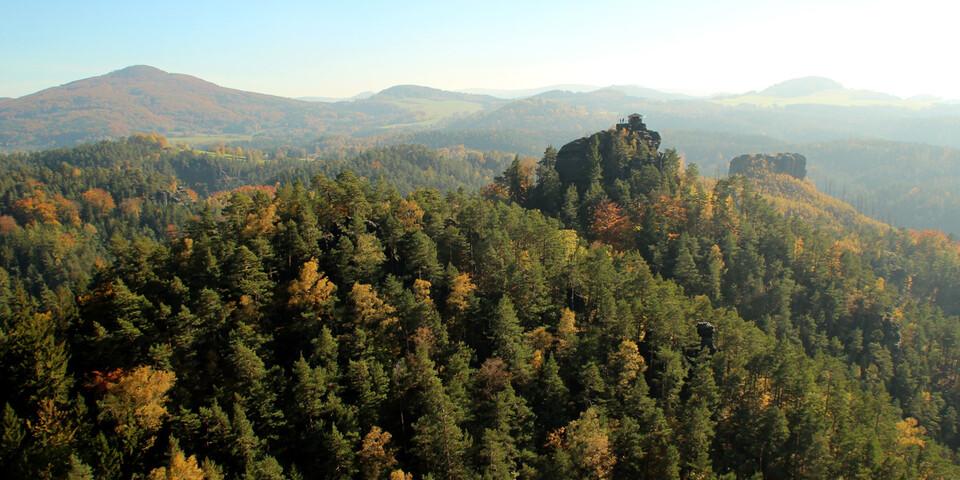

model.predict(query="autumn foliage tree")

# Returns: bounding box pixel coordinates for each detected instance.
[96,366,175,458]
[147,439,205,480]
[81,188,116,215]
[590,200,633,249]
[288,258,337,318]
[548,408,616,480]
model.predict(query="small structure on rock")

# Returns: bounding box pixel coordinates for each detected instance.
[617,113,646,131]
[614,113,662,150]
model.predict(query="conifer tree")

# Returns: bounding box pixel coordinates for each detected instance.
[560,185,580,229]
[409,338,471,480]
[489,297,531,379]
[533,147,562,212]
[678,359,718,480]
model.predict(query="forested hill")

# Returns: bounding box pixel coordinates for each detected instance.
[1,125,960,479]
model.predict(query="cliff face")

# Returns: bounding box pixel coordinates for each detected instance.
[729,153,807,180]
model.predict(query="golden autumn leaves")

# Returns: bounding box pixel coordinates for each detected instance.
[94,365,175,454]
[90,366,222,479]
[287,255,481,326]
[287,258,337,316]
[546,408,616,480]
[147,445,204,480]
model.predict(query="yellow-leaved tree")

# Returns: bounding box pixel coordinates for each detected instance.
[389,470,413,480]
[288,258,337,318]
[445,272,477,314]
[557,308,578,355]
[350,283,397,330]
[97,365,176,456]
[609,339,645,390]
[148,439,205,480]
[896,417,926,449]
[549,407,616,480]
[359,426,398,480]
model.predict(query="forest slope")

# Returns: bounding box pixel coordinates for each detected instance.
[2,125,959,478]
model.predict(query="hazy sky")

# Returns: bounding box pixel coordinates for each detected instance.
[2,0,958,99]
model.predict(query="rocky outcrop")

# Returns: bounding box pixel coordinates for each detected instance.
[554,113,664,191]
[729,153,807,180]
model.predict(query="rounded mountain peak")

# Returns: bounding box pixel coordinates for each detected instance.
[760,77,844,97]
[106,65,169,79]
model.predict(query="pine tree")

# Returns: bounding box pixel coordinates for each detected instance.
[3,309,72,406]
[231,403,261,474]
[226,246,272,306]
[533,147,562,212]
[586,135,603,188]
[490,297,531,380]
[66,454,95,480]
[672,239,700,293]
[615,385,680,480]
[410,340,471,480]
[705,244,724,302]
[479,427,517,480]
[560,185,581,229]
[324,425,358,480]
[655,347,685,419]
[678,359,718,480]
[578,362,606,408]
[228,340,284,439]
[612,417,646,479]
[403,231,442,281]
[1,404,25,474]
[533,355,570,435]
[347,359,388,429]
[498,155,533,205]
[477,384,534,479]
[758,404,789,477]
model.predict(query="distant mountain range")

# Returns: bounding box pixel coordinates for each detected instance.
[463,77,927,105]
[373,85,500,103]
[2,65,960,154]
[299,91,375,103]
[714,76,934,107]
[459,84,600,98]
[760,76,847,97]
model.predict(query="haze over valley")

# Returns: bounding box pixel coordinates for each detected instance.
[3,66,959,234]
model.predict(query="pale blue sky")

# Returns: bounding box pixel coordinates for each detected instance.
[2,0,957,99]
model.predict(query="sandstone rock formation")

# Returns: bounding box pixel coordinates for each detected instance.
[729,153,807,180]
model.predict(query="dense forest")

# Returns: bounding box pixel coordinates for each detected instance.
[2,123,960,479]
